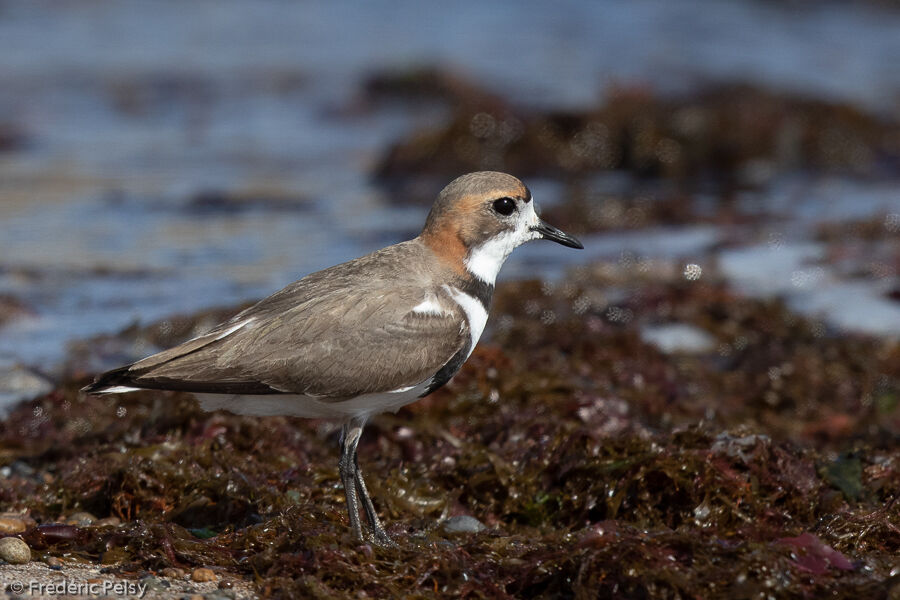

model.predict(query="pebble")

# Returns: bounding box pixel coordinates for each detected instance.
[93,516,122,527]
[441,515,487,534]
[1,512,36,529]
[139,575,169,592]
[0,536,31,564]
[45,556,63,569]
[0,516,26,534]
[6,462,34,477]
[65,511,96,527]
[161,567,186,579]
[191,567,217,582]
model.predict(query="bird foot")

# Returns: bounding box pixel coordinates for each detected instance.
[366,526,399,549]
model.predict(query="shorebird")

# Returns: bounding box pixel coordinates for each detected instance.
[82,171,583,545]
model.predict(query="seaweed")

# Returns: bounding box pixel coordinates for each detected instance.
[1,263,897,598]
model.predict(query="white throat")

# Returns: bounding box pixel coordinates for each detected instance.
[464,201,541,285]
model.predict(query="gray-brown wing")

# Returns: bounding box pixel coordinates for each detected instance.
[109,283,469,398]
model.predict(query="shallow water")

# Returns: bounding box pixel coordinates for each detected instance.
[1,0,899,369]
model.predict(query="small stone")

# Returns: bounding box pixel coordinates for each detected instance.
[9,461,34,477]
[161,567,186,579]
[0,536,31,564]
[65,512,96,527]
[217,580,234,589]
[191,567,217,582]
[93,516,122,527]
[441,515,487,534]
[9,513,36,529]
[45,556,63,569]
[0,517,26,534]
[139,575,169,592]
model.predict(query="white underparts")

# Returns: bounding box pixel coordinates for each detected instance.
[196,378,431,420]
[443,285,488,357]
[464,200,542,284]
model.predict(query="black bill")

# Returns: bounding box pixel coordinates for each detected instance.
[531,219,584,249]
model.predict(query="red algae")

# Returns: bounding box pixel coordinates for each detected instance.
[0,264,897,598]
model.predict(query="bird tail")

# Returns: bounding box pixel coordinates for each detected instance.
[80,365,142,395]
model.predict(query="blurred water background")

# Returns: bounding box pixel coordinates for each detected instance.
[1,0,899,383]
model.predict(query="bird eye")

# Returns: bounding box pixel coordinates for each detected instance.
[492,197,516,216]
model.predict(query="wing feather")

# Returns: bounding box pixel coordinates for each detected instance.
[90,287,468,397]
[84,241,473,399]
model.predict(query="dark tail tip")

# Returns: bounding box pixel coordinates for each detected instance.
[80,365,135,394]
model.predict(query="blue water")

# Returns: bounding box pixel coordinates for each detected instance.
[1,0,899,370]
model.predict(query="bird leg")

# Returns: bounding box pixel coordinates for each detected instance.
[354,450,396,547]
[339,422,365,542]
[339,419,396,546]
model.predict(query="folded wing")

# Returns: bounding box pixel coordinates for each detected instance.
[84,281,468,399]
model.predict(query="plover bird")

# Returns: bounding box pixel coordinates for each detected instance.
[82,171,582,545]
